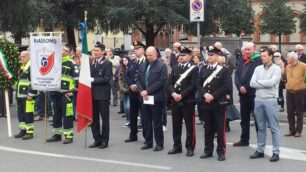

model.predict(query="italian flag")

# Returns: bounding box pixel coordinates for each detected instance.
[0,49,13,80]
[76,22,93,133]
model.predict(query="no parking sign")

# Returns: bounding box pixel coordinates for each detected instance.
[190,0,204,22]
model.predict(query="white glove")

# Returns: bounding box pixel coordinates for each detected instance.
[90,77,94,82]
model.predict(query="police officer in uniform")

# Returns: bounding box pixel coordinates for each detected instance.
[88,43,112,149]
[47,45,76,144]
[14,50,38,140]
[198,46,232,161]
[167,46,198,157]
[124,41,146,143]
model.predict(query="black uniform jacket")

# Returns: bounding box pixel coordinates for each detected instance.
[167,62,198,104]
[91,56,112,101]
[136,59,168,103]
[197,65,232,109]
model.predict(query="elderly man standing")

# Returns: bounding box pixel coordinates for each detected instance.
[136,46,168,151]
[170,42,181,68]
[295,44,306,63]
[234,42,262,146]
[284,51,306,137]
[250,46,282,162]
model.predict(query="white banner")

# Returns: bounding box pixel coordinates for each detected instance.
[30,36,62,91]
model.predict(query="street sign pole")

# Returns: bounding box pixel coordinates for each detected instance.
[197,22,200,48]
[190,0,204,48]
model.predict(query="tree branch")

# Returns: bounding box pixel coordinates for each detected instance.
[134,22,146,35]
[154,24,164,37]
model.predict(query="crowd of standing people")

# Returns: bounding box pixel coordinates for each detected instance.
[1,40,306,163]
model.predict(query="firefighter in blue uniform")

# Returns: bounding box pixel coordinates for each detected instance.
[167,46,198,157]
[124,41,146,143]
[14,50,38,140]
[47,45,76,144]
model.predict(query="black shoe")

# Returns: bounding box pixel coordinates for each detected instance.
[153,146,163,152]
[14,130,26,138]
[233,141,249,146]
[250,151,264,159]
[218,154,226,161]
[113,103,118,106]
[200,152,213,159]
[141,144,153,150]
[98,142,108,149]
[117,111,124,114]
[186,149,194,157]
[279,107,284,112]
[63,138,73,144]
[22,134,33,140]
[88,141,102,148]
[124,137,137,142]
[270,153,279,162]
[168,148,182,155]
[46,135,62,142]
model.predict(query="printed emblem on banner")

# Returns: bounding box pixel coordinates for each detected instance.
[37,48,55,76]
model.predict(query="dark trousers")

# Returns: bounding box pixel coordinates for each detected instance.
[0,90,6,115]
[16,98,26,123]
[239,94,257,144]
[161,105,167,126]
[142,103,164,147]
[111,80,118,105]
[16,98,34,128]
[200,105,226,155]
[286,91,304,133]
[91,100,110,143]
[52,94,74,130]
[119,100,124,113]
[129,97,141,139]
[171,103,196,151]
[35,91,53,117]
[278,81,285,107]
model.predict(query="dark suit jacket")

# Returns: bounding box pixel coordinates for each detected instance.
[299,53,306,64]
[197,65,232,109]
[136,59,168,103]
[167,62,198,104]
[91,56,112,101]
[125,59,145,98]
[170,53,179,68]
[235,56,262,97]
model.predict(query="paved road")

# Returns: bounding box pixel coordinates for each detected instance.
[0,103,305,172]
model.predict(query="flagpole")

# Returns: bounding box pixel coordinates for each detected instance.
[5,89,12,137]
[44,91,48,142]
[84,10,88,149]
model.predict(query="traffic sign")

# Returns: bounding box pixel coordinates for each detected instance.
[190,0,204,22]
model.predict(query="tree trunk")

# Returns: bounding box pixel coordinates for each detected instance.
[66,25,76,50]
[278,33,282,53]
[145,21,155,47]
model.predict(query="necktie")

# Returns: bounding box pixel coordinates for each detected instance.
[94,59,98,67]
[145,64,151,87]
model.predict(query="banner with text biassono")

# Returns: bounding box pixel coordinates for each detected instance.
[30,36,62,91]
